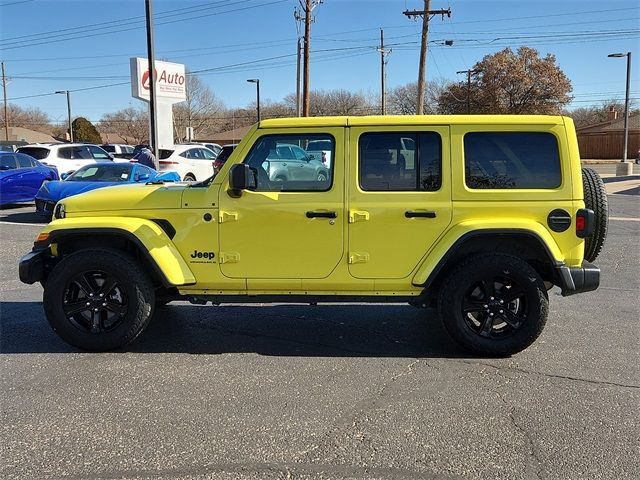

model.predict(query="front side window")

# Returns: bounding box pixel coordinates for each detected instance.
[88,145,111,160]
[359,132,441,191]
[243,134,334,192]
[464,132,561,189]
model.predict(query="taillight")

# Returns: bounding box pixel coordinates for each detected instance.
[576,209,595,238]
[159,160,178,165]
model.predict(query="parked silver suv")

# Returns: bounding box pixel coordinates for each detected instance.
[264,143,329,182]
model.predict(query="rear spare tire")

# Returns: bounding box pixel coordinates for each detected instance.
[581,167,608,262]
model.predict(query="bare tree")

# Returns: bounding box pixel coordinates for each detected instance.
[387,80,446,115]
[98,106,149,144]
[566,100,638,128]
[172,74,225,142]
[1,103,51,132]
[438,47,572,114]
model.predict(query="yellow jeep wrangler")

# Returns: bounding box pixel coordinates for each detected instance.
[19,115,607,356]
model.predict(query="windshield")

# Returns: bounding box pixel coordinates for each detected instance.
[16,147,50,160]
[66,164,132,182]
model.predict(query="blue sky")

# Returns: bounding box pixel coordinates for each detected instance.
[1,0,638,126]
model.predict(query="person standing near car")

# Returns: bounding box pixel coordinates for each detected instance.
[132,146,159,170]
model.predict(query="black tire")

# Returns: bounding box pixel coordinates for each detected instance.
[183,173,196,182]
[437,253,548,357]
[581,167,608,262]
[43,249,155,351]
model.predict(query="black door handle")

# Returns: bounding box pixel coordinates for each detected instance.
[405,211,436,218]
[306,211,337,218]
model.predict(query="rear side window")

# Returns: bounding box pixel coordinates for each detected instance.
[16,147,50,160]
[464,132,561,189]
[359,132,441,191]
[0,154,17,169]
[16,154,33,168]
[101,145,116,153]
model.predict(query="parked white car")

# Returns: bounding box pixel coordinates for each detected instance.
[158,145,217,181]
[16,143,113,175]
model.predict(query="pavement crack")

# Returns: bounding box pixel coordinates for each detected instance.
[460,360,640,390]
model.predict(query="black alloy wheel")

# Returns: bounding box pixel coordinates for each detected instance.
[437,253,548,356]
[461,276,527,339]
[62,270,128,334]
[43,249,155,351]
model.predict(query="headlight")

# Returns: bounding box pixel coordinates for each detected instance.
[54,203,66,219]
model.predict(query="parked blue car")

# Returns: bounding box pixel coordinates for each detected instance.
[0,152,59,205]
[35,162,180,217]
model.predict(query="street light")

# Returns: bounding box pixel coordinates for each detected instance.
[246,78,260,123]
[55,90,73,142]
[607,52,631,173]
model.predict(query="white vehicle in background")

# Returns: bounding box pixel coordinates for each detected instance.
[101,144,135,159]
[305,139,333,169]
[16,143,113,174]
[158,144,217,181]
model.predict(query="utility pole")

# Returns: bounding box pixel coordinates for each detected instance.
[295,0,322,117]
[379,29,391,115]
[456,69,478,114]
[403,1,451,115]
[145,0,159,161]
[1,62,8,141]
[296,37,302,116]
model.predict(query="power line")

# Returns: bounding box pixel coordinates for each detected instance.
[0,0,288,51]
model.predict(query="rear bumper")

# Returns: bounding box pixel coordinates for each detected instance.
[554,261,600,297]
[18,249,47,285]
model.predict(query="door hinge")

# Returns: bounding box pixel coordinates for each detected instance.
[219,211,238,223]
[219,252,240,264]
[348,252,370,264]
[349,210,370,223]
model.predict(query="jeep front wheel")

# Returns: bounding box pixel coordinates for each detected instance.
[437,253,548,356]
[43,249,155,351]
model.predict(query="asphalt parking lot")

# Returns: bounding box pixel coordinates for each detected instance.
[1,179,638,479]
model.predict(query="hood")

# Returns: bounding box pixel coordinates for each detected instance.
[37,180,117,202]
[58,182,188,214]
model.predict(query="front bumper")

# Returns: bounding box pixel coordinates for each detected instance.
[35,198,56,216]
[554,261,600,297]
[18,249,47,284]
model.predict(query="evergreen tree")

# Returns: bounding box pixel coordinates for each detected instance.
[72,117,102,143]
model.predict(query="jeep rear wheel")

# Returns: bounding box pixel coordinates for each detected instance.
[437,253,548,356]
[43,249,155,351]
[581,167,608,262]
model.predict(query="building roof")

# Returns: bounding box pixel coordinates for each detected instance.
[576,112,640,133]
[196,125,253,144]
[4,126,57,144]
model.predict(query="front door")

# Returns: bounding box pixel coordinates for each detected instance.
[348,126,452,279]
[218,130,344,279]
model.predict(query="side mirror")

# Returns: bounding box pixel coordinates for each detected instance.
[228,164,255,197]
[61,172,70,180]
[136,173,150,182]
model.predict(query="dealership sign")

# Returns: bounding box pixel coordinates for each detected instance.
[130,58,186,102]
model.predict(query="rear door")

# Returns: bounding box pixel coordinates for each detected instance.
[348,126,452,279]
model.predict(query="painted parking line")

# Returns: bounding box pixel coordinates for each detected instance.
[0,221,46,226]
[609,217,640,222]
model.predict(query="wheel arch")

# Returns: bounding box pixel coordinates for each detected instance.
[39,222,196,287]
[414,229,563,292]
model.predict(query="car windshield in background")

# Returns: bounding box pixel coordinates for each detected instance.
[159,149,174,160]
[67,164,132,182]
[16,147,50,160]
[216,146,235,163]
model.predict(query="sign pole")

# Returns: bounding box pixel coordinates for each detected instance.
[145,0,159,160]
